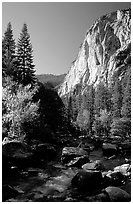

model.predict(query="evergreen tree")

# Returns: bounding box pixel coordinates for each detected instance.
[67,95,73,121]
[2,22,17,78]
[86,85,95,134]
[121,73,131,118]
[17,23,36,86]
[94,82,111,116]
[71,96,78,121]
[111,78,123,118]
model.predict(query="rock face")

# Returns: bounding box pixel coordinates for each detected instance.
[58,9,131,97]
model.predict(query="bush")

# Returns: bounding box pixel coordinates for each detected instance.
[93,110,112,137]
[2,77,40,142]
[110,117,131,137]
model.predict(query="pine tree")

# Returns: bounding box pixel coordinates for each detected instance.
[67,95,73,121]
[94,82,111,116]
[121,73,131,118]
[86,85,95,134]
[17,23,36,86]
[111,78,123,118]
[2,22,17,78]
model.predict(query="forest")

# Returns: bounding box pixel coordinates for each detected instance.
[2,22,131,202]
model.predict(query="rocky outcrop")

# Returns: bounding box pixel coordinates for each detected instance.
[58,9,131,97]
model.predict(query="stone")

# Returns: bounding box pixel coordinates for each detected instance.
[34,143,57,160]
[119,140,131,155]
[61,147,88,164]
[82,160,105,171]
[2,185,20,201]
[120,182,131,195]
[104,171,125,186]
[85,192,110,202]
[71,170,102,192]
[114,163,131,176]
[67,155,89,167]
[105,186,131,202]
[2,140,34,167]
[102,143,117,156]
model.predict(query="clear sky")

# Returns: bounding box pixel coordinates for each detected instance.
[2,2,131,75]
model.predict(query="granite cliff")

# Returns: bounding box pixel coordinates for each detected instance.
[58,9,131,97]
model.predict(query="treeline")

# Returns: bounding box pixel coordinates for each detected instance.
[36,74,66,88]
[2,22,68,144]
[63,43,131,137]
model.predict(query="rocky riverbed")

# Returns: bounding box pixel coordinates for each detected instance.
[2,136,131,202]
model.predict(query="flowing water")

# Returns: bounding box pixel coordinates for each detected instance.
[3,148,128,202]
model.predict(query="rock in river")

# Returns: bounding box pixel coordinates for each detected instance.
[71,169,102,192]
[114,163,131,176]
[82,160,105,171]
[102,143,117,156]
[61,147,89,164]
[2,139,34,167]
[34,143,57,160]
[67,155,89,168]
[105,186,131,202]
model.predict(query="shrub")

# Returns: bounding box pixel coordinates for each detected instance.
[2,77,39,141]
[110,117,131,137]
[93,110,112,137]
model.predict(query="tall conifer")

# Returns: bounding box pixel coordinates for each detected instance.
[121,73,131,118]
[111,79,123,118]
[2,22,16,78]
[17,23,36,86]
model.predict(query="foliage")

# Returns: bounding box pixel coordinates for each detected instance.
[93,110,112,137]
[2,77,39,141]
[2,22,17,78]
[76,109,90,132]
[121,72,131,118]
[94,82,112,116]
[110,117,131,137]
[16,23,36,86]
[111,78,123,118]
[32,82,68,141]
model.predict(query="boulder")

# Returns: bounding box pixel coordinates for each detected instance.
[120,182,131,195]
[82,160,105,171]
[84,192,110,202]
[67,155,89,168]
[61,147,88,164]
[104,171,125,186]
[105,186,131,202]
[114,163,131,176]
[2,140,34,167]
[119,140,131,155]
[34,143,57,160]
[2,185,20,201]
[71,170,102,192]
[102,143,117,156]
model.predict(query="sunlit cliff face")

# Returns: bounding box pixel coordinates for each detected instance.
[58,9,131,97]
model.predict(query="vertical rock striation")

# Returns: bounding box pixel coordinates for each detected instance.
[58,9,131,97]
